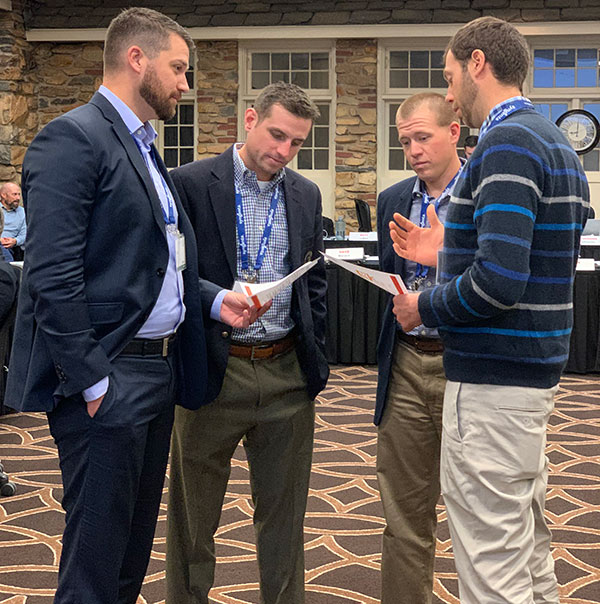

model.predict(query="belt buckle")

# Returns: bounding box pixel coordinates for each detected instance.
[162,336,169,357]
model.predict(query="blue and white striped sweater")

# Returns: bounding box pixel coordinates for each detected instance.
[418,108,590,388]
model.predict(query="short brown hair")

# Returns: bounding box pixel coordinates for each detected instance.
[447,17,530,90]
[254,82,320,123]
[397,93,458,128]
[104,7,193,73]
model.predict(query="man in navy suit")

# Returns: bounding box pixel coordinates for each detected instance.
[165,82,330,604]
[375,93,462,604]
[5,8,208,603]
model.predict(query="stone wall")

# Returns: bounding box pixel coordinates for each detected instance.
[0,0,36,183]
[335,39,377,230]
[195,40,239,158]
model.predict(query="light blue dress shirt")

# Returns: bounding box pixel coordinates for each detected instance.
[1,206,27,246]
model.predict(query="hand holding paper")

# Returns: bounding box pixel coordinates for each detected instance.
[234,258,320,307]
[220,292,272,328]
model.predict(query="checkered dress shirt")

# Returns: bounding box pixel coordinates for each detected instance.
[231,144,295,343]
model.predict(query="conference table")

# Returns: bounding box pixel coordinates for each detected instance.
[325,261,600,375]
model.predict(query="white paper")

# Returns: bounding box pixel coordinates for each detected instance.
[325,247,364,261]
[233,258,320,306]
[576,257,596,272]
[322,252,407,295]
[348,231,378,241]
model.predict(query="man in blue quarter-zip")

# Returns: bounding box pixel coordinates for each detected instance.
[375,92,463,604]
[391,17,589,604]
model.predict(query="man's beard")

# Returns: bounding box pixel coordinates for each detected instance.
[457,69,480,129]
[139,65,176,122]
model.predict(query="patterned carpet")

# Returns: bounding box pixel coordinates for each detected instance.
[0,366,599,603]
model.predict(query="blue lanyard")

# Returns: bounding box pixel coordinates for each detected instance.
[414,168,462,279]
[235,182,281,277]
[478,97,534,141]
[132,136,176,226]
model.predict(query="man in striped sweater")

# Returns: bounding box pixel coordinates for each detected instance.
[391,17,590,603]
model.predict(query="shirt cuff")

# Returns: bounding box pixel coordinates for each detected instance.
[210,289,229,321]
[82,376,109,402]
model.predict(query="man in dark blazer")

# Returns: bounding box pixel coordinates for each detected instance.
[375,93,462,604]
[5,9,207,604]
[165,82,329,604]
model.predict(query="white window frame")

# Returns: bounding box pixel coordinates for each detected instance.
[238,40,336,218]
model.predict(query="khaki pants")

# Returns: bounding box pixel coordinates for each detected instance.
[166,348,314,604]
[441,381,559,604]
[376,339,446,604]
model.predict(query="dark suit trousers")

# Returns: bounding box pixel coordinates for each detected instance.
[47,353,177,604]
[166,348,314,604]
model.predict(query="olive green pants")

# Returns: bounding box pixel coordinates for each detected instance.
[166,348,314,604]
[377,339,446,604]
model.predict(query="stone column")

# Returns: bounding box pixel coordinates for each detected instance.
[334,38,377,231]
[195,40,239,158]
[0,0,36,183]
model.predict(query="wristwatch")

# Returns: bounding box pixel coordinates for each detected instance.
[556,109,600,155]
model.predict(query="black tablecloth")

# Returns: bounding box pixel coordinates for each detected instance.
[579,245,600,260]
[325,264,389,364]
[565,270,600,373]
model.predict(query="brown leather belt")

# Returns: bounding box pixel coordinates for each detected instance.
[397,330,444,355]
[229,332,296,361]
[120,332,178,357]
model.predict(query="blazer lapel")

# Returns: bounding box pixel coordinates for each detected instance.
[209,149,237,278]
[90,93,166,234]
[283,173,302,270]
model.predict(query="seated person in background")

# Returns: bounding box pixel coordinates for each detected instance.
[0,182,26,261]
[463,134,478,158]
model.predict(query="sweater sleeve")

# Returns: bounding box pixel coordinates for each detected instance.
[419,125,544,328]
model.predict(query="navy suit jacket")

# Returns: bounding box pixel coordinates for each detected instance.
[6,92,208,412]
[374,176,417,425]
[170,146,330,403]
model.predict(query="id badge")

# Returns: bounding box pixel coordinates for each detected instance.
[175,230,186,271]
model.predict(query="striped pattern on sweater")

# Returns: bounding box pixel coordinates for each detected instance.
[418,108,590,388]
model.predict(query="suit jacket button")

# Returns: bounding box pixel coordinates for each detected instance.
[221,331,229,339]
[156,268,165,277]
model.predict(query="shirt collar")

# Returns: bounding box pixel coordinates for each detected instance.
[411,158,465,201]
[98,85,157,149]
[479,95,531,138]
[233,143,285,190]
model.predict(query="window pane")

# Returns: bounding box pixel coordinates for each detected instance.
[180,148,194,166]
[534,49,554,69]
[578,69,597,87]
[252,53,270,70]
[304,129,313,147]
[410,51,428,69]
[556,69,576,87]
[314,127,328,147]
[555,49,575,68]
[180,105,194,123]
[297,149,312,169]
[311,72,328,89]
[410,70,428,88]
[389,125,399,145]
[314,149,328,169]
[390,70,408,88]
[583,149,600,171]
[551,104,568,121]
[389,149,405,170]
[534,70,554,87]
[291,53,309,69]
[316,104,329,125]
[534,103,550,120]
[583,103,600,122]
[430,51,444,68]
[431,70,446,88]
[164,149,178,168]
[389,103,400,123]
[311,53,329,70]
[252,71,270,89]
[180,126,194,147]
[390,51,408,69]
[578,48,597,67]
[272,53,289,70]
[164,127,178,147]
[292,72,309,88]
[185,70,194,90]
[272,71,289,84]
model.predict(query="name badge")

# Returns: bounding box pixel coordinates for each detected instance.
[175,230,186,271]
